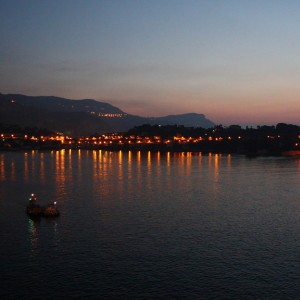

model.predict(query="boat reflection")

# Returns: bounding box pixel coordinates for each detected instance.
[28,217,40,255]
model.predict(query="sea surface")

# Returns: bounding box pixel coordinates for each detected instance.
[1,150,300,299]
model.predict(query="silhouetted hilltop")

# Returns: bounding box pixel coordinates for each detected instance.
[150,113,214,127]
[0,93,124,114]
[0,93,215,135]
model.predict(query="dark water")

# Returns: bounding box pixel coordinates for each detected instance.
[1,150,300,299]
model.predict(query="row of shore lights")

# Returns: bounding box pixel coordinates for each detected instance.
[2,133,300,144]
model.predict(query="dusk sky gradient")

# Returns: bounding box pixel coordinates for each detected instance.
[1,0,300,125]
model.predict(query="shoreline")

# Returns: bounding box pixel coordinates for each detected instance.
[1,146,300,158]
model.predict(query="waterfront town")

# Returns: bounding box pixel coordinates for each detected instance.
[1,123,300,156]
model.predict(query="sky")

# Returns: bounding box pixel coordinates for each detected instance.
[1,0,300,126]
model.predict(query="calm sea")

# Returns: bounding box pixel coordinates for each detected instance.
[1,150,300,299]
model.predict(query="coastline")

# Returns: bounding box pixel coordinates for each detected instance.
[1,144,300,157]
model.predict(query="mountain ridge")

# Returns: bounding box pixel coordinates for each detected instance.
[0,93,215,135]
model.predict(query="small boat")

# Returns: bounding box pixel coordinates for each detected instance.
[43,202,60,217]
[26,193,42,216]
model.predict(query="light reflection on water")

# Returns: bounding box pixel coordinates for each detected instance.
[27,218,40,255]
[1,151,300,299]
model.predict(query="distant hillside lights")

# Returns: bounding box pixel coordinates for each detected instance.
[89,112,127,118]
